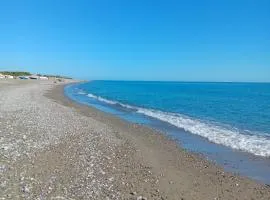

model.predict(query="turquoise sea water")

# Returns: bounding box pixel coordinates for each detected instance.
[65,81,270,183]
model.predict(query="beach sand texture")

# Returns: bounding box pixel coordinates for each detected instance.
[1,80,270,199]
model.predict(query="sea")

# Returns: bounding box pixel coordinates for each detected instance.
[65,81,270,184]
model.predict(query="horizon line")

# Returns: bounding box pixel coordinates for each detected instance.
[85,79,270,84]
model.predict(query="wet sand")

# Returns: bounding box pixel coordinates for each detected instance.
[1,80,270,199]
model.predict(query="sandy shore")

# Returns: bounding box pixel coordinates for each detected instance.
[1,80,270,200]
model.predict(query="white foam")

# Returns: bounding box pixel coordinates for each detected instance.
[137,108,270,157]
[87,93,137,110]
[86,93,270,157]
[87,94,117,105]
[78,91,87,95]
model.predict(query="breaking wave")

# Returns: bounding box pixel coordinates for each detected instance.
[86,93,270,157]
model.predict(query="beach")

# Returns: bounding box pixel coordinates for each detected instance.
[1,80,270,200]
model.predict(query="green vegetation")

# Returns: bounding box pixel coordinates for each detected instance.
[43,74,73,79]
[0,71,72,79]
[0,71,32,76]
[55,75,72,79]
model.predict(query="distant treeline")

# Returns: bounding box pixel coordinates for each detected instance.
[0,71,32,76]
[42,74,73,79]
[0,71,72,79]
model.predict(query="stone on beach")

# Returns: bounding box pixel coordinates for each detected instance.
[0,80,270,200]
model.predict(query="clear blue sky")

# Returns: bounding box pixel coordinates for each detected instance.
[0,0,269,82]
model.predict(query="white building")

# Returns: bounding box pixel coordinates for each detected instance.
[39,76,49,80]
[5,75,14,79]
[0,73,5,79]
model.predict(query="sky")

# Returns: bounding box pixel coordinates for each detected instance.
[0,0,269,82]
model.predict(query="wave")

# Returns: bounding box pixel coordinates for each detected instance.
[86,93,270,157]
[87,93,136,110]
[78,91,87,95]
[87,93,117,105]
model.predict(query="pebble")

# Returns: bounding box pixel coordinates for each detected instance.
[0,180,7,188]
[22,185,30,193]
[137,196,147,200]
[130,191,137,195]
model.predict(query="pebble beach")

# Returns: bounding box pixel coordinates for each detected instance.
[1,79,270,200]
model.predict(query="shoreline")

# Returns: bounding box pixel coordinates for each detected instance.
[48,83,270,198]
[65,81,270,185]
[1,80,270,199]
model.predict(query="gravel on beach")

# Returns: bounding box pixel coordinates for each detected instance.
[0,80,270,200]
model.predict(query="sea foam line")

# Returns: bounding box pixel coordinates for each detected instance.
[86,93,270,157]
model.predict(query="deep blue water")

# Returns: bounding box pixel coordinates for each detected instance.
[65,81,270,183]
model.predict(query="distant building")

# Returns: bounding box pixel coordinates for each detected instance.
[39,76,49,80]
[0,73,14,79]
[29,75,49,80]
[5,75,14,79]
